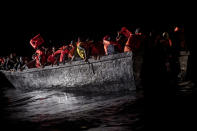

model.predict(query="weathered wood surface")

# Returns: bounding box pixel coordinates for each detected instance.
[0,52,136,92]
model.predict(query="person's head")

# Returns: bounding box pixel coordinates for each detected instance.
[6,56,9,61]
[78,37,81,42]
[135,28,143,35]
[24,60,28,64]
[103,35,111,41]
[121,27,127,32]
[70,40,73,44]
[70,40,76,47]
[174,26,180,32]
[52,46,55,52]
[9,53,13,59]
[162,32,170,39]
[19,56,23,62]
[174,25,184,32]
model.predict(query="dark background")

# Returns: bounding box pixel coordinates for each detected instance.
[1,23,180,57]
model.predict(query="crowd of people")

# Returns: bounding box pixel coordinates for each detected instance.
[0,53,30,71]
[0,25,186,86]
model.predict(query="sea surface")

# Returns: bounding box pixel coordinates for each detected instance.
[1,80,197,131]
[0,87,144,131]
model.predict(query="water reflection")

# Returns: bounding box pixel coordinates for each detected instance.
[3,88,137,122]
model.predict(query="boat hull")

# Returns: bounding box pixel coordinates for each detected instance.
[0,52,136,92]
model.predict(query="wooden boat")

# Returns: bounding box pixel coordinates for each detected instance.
[0,52,136,92]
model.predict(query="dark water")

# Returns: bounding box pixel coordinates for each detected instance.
[0,87,144,131]
[1,81,196,131]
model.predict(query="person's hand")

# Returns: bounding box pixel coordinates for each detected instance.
[84,58,88,62]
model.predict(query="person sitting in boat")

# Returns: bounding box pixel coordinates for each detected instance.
[116,31,128,50]
[90,40,105,60]
[44,47,51,64]
[103,35,122,55]
[47,46,59,66]
[68,40,77,62]
[21,57,34,70]
[51,45,69,65]
[119,27,145,53]
[32,53,40,68]
[29,34,47,68]
[76,37,92,61]
[14,56,24,71]
[2,56,9,70]
[6,53,17,71]
[59,45,69,65]
[118,27,133,52]
[34,46,46,68]
[103,35,114,55]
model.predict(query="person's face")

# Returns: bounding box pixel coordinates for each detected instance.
[174,27,179,32]
[10,54,13,59]
[52,47,55,52]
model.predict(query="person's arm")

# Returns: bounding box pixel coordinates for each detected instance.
[116,32,121,41]
[82,47,87,61]
[71,51,76,61]
[38,55,42,66]
[30,39,37,49]
[54,50,61,56]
